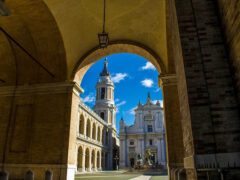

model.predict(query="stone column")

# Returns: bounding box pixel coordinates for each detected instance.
[94,150,97,171]
[157,137,161,164]
[100,127,102,143]
[159,74,185,178]
[119,138,125,168]
[88,149,92,172]
[82,148,85,172]
[102,152,105,170]
[99,151,102,171]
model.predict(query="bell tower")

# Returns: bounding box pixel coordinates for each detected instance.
[94,58,116,129]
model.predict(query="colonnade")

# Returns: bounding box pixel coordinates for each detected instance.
[77,146,109,172]
[78,113,110,145]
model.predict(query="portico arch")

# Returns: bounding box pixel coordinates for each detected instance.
[1,0,239,179]
[85,148,90,170]
[77,146,83,170]
[97,151,100,169]
[92,149,96,169]
[72,42,166,85]
[72,40,185,178]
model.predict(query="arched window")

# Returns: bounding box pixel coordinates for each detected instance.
[92,149,96,168]
[101,88,105,99]
[97,127,101,141]
[85,148,90,169]
[79,115,84,134]
[100,112,104,120]
[102,129,105,144]
[97,151,100,169]
[86,119,91,137]
[77,146,83,170]
[105,131,109,145]
[92,123,96,140]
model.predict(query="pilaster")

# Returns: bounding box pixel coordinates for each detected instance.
[0,81,83,180]
[158,74,185,178]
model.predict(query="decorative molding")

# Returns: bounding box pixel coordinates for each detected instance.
[158,74,177,87]
[184,152,240,169]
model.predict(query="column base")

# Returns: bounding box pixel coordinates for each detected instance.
[169,166,186,180]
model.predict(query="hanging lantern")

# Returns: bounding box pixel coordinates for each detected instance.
[98,31,109,48]
[98,0,109,49]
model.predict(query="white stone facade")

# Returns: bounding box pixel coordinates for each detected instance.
[119,94,167,168]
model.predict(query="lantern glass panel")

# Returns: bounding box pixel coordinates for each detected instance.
[98,32,109,48]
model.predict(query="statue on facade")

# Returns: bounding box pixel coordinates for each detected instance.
[144,149,153,166]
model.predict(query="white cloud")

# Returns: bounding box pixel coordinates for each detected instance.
[116,101,126,107]
[115,98,120,102]
[141,62,156,70]
[141,79,154,88]
[111,73,128,83]
[81,93,95,103]
[152,100,164,107]
[129,106,137,115]
[154,88,161,92]
[116,100,126,113]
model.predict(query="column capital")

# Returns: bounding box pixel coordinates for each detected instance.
[158,74,177,87]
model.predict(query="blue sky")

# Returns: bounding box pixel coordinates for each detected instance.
[80,53,163,133]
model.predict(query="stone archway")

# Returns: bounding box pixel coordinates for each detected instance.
[85,148,90,171]
[92,149,96,170]
[0,0,239,179]
[97,151,100,169]
[72,41,185,178]
[77,146,83,171]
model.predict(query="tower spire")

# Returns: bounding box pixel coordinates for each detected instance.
[147,92,152,104]
[138,99,142,106]
[100,57,110,76]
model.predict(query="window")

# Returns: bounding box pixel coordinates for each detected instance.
[101,88,105,99]
[100,112,105,120]
[149,139,153,146]
[130,141,134,145]
[147,125,153,132]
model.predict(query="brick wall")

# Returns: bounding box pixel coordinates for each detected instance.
[174,0,240,155]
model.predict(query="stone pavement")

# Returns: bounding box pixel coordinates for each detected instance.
[75,170,168,180]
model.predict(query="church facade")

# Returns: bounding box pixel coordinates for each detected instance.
[119,94,167,168]
[75,59,119,172]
